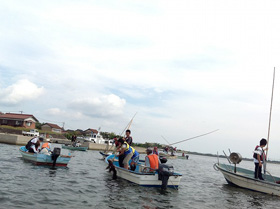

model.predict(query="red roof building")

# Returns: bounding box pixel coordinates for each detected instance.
[0,113,39,129]
[41,123,63,133]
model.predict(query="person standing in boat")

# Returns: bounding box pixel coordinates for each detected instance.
[253,138,267,180]
[117,138,134,170]
[152,147,158,155]
[125,129,133,146]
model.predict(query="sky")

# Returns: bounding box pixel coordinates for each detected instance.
[2,0,280,160]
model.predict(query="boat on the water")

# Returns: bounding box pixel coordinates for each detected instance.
[159,152,177,159]
[105,154,182,188]
[62,145,88,151]
[19,146,72,167]
[214,162,280,196]
[177,155,189,160]
[84,132,114,145]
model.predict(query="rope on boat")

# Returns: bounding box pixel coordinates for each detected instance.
[265,170,277,183]
[168,178,179,191]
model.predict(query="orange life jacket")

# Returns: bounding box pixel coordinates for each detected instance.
[41,142,50,149]
[147,154,159,170]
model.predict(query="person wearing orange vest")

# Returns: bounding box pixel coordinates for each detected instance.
[40,138,52,155]
[145,148,159,172]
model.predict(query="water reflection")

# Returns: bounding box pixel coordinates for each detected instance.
[49,168,57,177]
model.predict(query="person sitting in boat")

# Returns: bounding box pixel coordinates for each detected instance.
[40,138,52,155]
[125,129,133,146]
[75,141,81,147]
[145,148,159,172]
[117,138,134,170]
[25,137,44,153]
[130,149,139,171]
[152,147,158,155]
[253,138,268,180]
[73,141,81,147]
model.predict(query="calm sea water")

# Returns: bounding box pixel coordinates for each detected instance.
[1,143,280,209]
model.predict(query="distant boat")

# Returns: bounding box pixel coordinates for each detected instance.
[19,146,72,167]
[105,154,182,188]
[177,155,189,160]
[84,133,114,145]
[214,163,280,196]
[159,152,178,159]
[62,145,88,151]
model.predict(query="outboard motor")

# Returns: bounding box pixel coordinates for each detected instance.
[158,164,174,190]
[52,147,61,168]
[159,156,167,164]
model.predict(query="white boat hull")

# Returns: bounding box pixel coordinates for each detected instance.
[214,163,280,196]
[106,155,182,188]
[115,166,181,187]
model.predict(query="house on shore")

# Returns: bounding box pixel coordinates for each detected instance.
[41,123,63,133]
[84,128,98,136]
[0,113,39,129]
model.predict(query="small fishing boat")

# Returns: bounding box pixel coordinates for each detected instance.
[105,154,182,188]
[159,152,177,159]
[177,155,189,160]
[214,70,280,196]
[19,146,72,167]
[62,145,88,151]
[214,162,280,196]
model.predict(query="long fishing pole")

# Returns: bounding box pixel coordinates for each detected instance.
[110,112,137,155]
[168,129,219,146]
[161,135,171,145]
[264,68,275,174]
[119,112,137,136]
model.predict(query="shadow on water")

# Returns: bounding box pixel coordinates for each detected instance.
[49,167,57,177]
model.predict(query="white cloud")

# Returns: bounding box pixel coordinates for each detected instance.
[2,0,280,158]
[0,79,44,105]
[69,94,126,118]
[47,107,65,115]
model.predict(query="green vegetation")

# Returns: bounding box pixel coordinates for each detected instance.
[35,122,42,130]
[132,142,163,149]
[100,131,121,139]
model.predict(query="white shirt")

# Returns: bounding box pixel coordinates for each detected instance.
[253,146,264,163]
[30,137,39,144]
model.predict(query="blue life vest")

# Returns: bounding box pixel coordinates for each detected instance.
[124,142,135,155]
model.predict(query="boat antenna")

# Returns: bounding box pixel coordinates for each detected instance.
[264,67,275,174]
[168,129,219,146]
